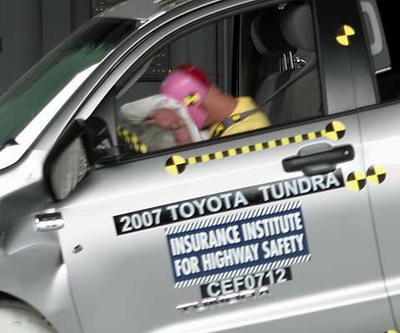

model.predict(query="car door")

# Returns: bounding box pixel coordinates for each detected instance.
[53,115,395,333]
[357,0,400,330]
[45,0,395,332]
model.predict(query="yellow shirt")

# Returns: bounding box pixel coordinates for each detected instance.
[209,97,270,137]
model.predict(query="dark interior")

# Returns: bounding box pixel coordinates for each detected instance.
[375,2,400,102]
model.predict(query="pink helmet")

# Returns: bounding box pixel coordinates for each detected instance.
[161,65,210,129]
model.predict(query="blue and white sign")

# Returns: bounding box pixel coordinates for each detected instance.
[166,201,311,289]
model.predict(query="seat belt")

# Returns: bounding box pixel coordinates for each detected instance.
[212,109,260,137]
[257,58,317,112]
[212,60,316,137]
[269,70,293,123]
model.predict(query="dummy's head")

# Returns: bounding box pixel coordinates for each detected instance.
[161,65,211,129]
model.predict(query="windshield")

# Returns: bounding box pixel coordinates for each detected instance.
[0,18,137,147]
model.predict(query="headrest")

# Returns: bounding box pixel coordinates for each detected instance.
[251,10,293,55]
[280,3,315,52]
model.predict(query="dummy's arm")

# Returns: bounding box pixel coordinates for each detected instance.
[146,108,192,145]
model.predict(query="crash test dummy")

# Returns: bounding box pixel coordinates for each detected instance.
[146,65,270,145]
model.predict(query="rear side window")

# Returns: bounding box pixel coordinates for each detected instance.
[365,0,400,102]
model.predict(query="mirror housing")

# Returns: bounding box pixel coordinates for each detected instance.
[44,120,92,201]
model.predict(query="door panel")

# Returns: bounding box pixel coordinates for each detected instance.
[56,114,393,332]
[359,102,400,329]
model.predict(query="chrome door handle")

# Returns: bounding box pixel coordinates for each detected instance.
[34,212,64,232]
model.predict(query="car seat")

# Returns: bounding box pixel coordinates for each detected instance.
[250,8,294,95]
[253,3,322,125]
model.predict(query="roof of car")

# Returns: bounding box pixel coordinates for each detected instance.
[100,0,199,21]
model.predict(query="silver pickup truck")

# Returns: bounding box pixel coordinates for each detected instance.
[0,0,399,332]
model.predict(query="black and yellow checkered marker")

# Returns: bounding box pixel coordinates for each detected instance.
[324,121,346,140]
[346,165,387,192]
[117,125,148,154]
[336,24,356,47]
[165,120,346,175]
[165,155,187,175]
[367,165,387,185]
[346,171,367,191]
[183,93,201,106]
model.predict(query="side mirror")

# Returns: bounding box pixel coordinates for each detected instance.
[44,120,92,201]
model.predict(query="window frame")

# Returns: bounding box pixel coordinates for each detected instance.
[67,0,365,168]
[369,1,400,104]
[313,0,378,113]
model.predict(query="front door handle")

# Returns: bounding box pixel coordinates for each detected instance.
[34,212,64,232]
[282,145,354,176]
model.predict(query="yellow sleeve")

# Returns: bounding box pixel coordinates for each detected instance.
[209,97,270,137]
[222,111,270,137]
